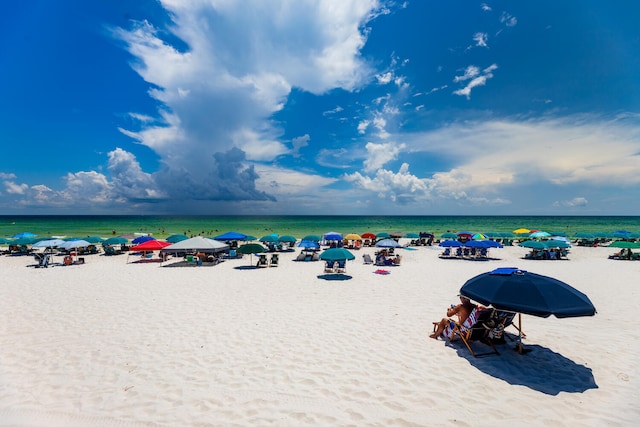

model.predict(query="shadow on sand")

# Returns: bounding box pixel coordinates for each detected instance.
[317,273,353,281]
[447,337,598,395]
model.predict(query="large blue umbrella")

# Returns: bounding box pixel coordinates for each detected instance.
[297,240,320,249]
[375,238,402,248]
[439,240,463,247]
[323,232,342,241]
[215,231,247,241]
[460,267,596,353]
[132,235,155,244]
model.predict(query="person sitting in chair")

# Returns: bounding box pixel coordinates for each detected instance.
[430,296,476,339]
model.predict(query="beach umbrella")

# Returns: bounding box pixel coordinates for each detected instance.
[460,267,596,353]
[545,240,571,249]
[132,235,155,244]
[406,232,420,239]
[60,240,91,250]
[319,247,355,262]
[439,240,463,247]
[11,237,36,245]
[278,235,297,243]
[161,236,229,253]
[0,238,13,244]
[440,232,458,239]
[32,238,66,249]
[12,232,37,239]
[302,234,322,242]
[297,240,320,249]
[214,231,247,241]
[471,233,487,240]
[361,233,376,240]
[259,235,279,243]
[608,241,640,249]
[130,240,171,251]
[519,240,547,250]
[344,233,362,241]
[390,232,404,239]
[375,238,402,248]
[513,228,530,234]
[103,236,129,246]
[375,232,390,239]
[529,231,551,239]
[323,232,343,241]
[84,236,104,244]
[457,231,473,237]
[236,243,267,254]
[166,234,188,243]
[243,235,257,241]
[573,232,595,240]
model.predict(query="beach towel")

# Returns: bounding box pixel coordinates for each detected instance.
[374,269,390,275]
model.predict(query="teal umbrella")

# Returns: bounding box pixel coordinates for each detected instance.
[319,248,355,262]
[608,241,640,249]
[166,234,188,243]
[103,236,129,245]
[375,232,390,239]
[302,234,321,242]
[0,238,14,244]
[11,237,36,245]
[259,235,279,243]
[441,232,458,239]
[278,235,297,243]
[406,232,420,238]
[519,240,547,250]
[236,243,267,254]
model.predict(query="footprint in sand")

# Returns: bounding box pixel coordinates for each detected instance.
[617,372,629,381]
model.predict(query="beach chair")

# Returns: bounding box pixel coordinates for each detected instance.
[311,252,320,261]
[270,254,279,267]
[256,254,268,267]
[335,260,346,273]
[324,261,336,273]
[34,253,51,268]
[439,248,451,258]
[435,308,499,357]
[362,253,374,264]
[295,252,306,261]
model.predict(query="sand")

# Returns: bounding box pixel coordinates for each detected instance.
[0,245,639,426]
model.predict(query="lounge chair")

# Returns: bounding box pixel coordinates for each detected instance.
[362,253,373,264]
[257,254,269,267]
[439,248,451,258]
[311,252,320,261]
[270,254,279,267]
[335,260,346,273]
[34,253,51,268]
[434,308,499,357]
[295,251,306,261]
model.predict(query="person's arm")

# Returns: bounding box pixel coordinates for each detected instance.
[446,304,460,317]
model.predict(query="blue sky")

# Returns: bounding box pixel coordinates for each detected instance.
[2,0,639,215]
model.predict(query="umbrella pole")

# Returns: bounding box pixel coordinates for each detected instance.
[517,313,524,354]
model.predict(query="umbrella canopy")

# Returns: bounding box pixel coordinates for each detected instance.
[319,247,355,262]
[103,237,129,245]
[323,232,343,241]
[361,233,376,239]
[471,233,487,240]
[278,235,297,243]
[460,267,596,318]
[82,236,104,244]
[573,232,595,240]
[529,231,551,239]
[130,240,171,251]
[545,240,571,249]
[214,231,247,241]
[519,240,548,250]
[166,234,188,243]
[406,232,420,239]
[32,238,66,248]
[297,240,320,249]
[12,232,37,239]
[236,243,267,254]
[160,236,229,253]
[302,234,322,242]
[344,233,362,241]
[439,240,463,247]
[513,228,531,234]
[375,232,390,239]
[60,240,91,250]
[11,237,37,245]
[375,238,402,248]
[0,237,14,244]
[608,241,640,249]
[132,235,155,244]
[440,232,458,239]
[259,235,279,243]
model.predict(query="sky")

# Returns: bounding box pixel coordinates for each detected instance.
[2,0,640,215]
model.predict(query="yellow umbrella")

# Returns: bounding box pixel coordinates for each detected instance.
[513,228,531,234]
[344,233,362,240]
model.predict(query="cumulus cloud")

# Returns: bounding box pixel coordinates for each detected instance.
[344,163,430,204]
[112,0,383,204]
[473,32,489,48]
[453,64,498,99]
[501,12,517,27]
[363,141,406,173]
[291,134,310,157]
[553,197,588,208]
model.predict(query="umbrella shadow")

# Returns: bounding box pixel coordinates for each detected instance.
[317,273,353,281]
[448,338,598,395]
[234,265,260,270]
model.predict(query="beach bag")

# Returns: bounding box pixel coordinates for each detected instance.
[482,310,504,341]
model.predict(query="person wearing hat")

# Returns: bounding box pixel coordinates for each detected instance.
[429,295,476,339]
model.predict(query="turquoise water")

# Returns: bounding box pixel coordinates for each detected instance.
[1,215,639,240]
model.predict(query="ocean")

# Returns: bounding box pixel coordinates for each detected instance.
[1,215,639,240]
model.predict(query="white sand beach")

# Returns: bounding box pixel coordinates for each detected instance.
[1,245,639,426]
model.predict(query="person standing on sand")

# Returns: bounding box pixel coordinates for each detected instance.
[430,296,476,339]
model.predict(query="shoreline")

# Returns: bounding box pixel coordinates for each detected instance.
[1,245,639,426]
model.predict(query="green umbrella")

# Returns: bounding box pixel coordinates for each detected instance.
[0,238,13,244]
[103,236,129,245]
[608,241,640,249]
[278,235,297,243]
[376,232,390,239]
[302,234,321,242]
[259,235,279,243]
[406,232,420,238]
[319,247,355,261]
[236,243,267,254]
[519,240,547,250]
[166,234,188,243]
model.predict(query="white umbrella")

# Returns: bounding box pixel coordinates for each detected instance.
[60,240,91,250]
[32,239,66,248]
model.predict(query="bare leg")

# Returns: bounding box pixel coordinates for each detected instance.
[430,318,448,339]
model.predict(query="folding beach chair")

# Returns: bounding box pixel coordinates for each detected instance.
[434,308,500,357]
[270,254,279,267]
[362,253,373,264]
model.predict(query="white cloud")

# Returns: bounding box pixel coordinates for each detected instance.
[4,181,29,195]
[291,134,310,157]
[481,3,492,11]
[357,120,371,134]
[501,12,517,27]
[553,197,588,208]
[453,64,498,99]
[473,32,488,48]
[363,141,406,173]
[344,163,430,204]
[113,0,383,203]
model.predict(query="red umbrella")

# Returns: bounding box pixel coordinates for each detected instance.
[361,233,376,239]
[130,240,171,251]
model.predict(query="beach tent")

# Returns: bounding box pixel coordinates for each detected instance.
[214,231,247,241]
[130,240,172,251]
[160,236,229,254]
